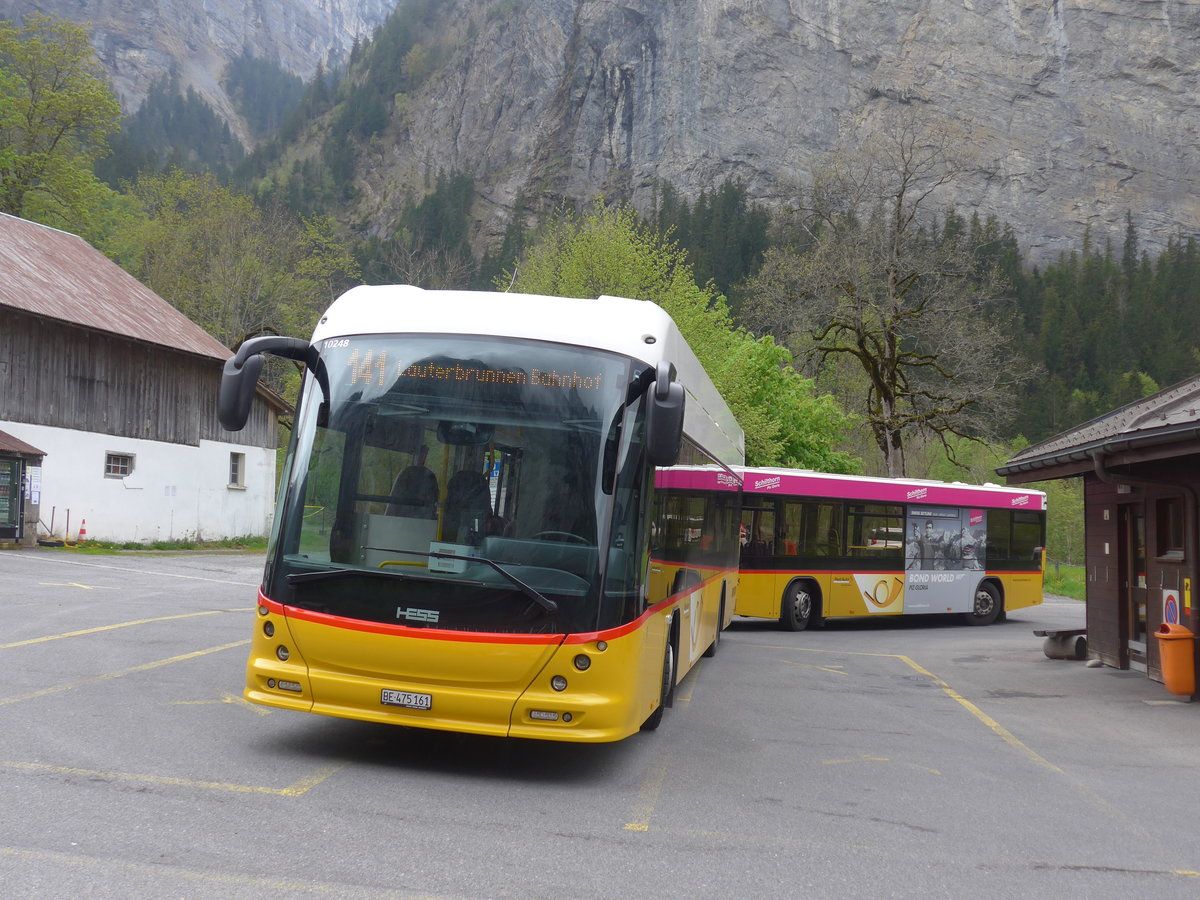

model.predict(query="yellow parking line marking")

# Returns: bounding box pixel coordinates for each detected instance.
[0,640,250,707]
[781,658,848,675]
[824,755,891,765]
[37,582,117,590]
[3,554,261,586]
[2,759,345,796]
[675,662,701,704]
[169,691,272,715]
[1,610,252,650]
[624,755,671,832]
[758,643,1062,773]
[0,846,450,898]
[897,655,1064,774]
[822,755,941,776]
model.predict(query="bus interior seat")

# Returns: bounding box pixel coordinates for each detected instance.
[386,465,439,518]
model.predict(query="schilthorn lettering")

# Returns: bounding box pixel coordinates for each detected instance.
[754,476,782,491]
[907,487,928,500]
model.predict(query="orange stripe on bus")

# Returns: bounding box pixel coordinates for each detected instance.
[259,566,735,646]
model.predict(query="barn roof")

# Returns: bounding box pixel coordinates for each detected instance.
[0,213,230,362]
[998,375,1200,481]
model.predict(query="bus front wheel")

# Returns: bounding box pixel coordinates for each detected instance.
[641,636,676,731]
[964,582,1002,626]
[780,582,816,632]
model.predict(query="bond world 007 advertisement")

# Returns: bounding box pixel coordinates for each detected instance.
[903,507,986,612]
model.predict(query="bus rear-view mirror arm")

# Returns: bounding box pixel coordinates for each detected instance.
[646,360,685,467]
[218,335,317,431]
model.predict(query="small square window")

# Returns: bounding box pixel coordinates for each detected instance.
[1157,497,1184,558]
[105,453,134,478]
[229,452,246,489]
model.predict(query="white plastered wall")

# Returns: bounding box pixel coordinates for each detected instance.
[0,420,275,542]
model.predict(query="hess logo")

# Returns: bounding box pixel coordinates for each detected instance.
[396,607,440,623]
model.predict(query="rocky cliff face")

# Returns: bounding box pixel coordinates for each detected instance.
[358,0,1200,264]
[0,0,394,138]
[4,1,1197,263]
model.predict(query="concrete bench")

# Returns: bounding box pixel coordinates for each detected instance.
[1034,628,1088,660]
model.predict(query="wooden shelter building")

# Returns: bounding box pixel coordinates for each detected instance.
[998,377,1200,694]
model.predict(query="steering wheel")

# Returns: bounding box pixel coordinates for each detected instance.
[532,531,590,544]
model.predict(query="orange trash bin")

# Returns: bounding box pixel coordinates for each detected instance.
[1154,622,1196,697]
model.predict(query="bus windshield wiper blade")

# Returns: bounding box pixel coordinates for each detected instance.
[286,566,464,586]
[363,548,559,614]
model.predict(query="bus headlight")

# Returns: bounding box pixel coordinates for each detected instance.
[276,646,290,661]
[573,654,591,671]
[551,675,568,692]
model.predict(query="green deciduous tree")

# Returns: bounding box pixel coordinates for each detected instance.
[116,170,359,352]
[0,13,121,226]
[742,110,1036,476]
[500,201,858,471]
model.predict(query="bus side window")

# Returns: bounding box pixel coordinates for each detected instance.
[779,501,802,556]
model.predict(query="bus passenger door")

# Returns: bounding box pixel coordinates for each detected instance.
[737,503,779,617]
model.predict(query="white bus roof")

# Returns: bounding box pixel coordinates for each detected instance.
[313,285,744,466]
[737,466,1047,512]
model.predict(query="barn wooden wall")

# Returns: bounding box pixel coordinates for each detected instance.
[0,309,277,450]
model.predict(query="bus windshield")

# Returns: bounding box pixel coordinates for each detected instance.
[265,334,643,635]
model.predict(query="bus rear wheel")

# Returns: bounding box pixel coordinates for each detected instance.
[780,582,815,632]
[964,582,1002,626]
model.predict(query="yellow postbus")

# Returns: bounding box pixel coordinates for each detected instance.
[218,286,743,741]
[734,467,1046,630]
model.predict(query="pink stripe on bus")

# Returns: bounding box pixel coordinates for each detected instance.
[741,470,1045,511]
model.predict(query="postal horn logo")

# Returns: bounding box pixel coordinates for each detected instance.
[864,577,903,609]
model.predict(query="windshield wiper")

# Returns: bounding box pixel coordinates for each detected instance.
[286,566,471,586]
[362,547,559,614]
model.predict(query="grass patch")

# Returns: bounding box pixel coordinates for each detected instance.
[1044,562,1085,600]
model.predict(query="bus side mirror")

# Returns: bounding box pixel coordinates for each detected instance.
[218,335,313,431]
[646,362,685,467]
[218,353,266,431]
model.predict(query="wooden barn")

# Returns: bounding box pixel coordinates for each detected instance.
[0,213,285,544]
[998,377,1200,695]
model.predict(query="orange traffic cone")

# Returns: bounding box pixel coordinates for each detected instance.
[78,519,87,541]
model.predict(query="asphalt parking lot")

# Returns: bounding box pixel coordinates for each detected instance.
[2,549,1198,899]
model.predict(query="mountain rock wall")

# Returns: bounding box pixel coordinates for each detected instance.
[369,0,1200,263]
[4,0,1198,263]
[0,0,394,132]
